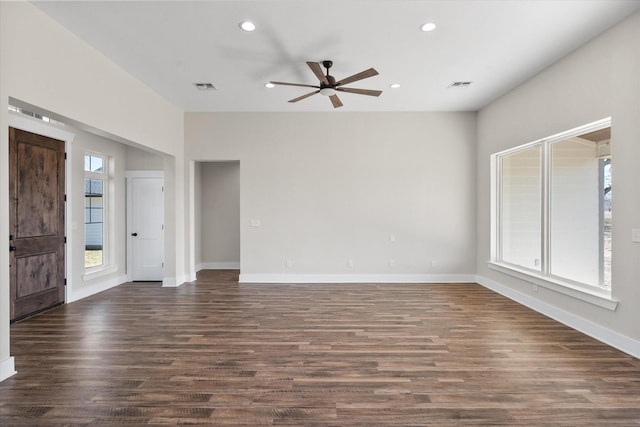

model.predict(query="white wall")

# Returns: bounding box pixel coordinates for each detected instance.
[69,127,128,301]
[125,145,164,171]
[186,112,477,282]
[199,162,240,269]
[477,11,640,348]
[0,2,186,380]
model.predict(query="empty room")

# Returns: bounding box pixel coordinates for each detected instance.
[1,1,640,425]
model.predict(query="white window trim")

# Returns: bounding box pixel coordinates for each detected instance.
[488,261,618,311]
[82,264,118,281]
[490,117,616,310]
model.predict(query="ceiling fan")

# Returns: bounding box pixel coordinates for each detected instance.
[270,60,382,108]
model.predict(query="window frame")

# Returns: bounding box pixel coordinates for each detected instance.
[489,118,617,310]
[83,151,112,276]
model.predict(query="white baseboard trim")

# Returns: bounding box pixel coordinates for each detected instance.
[162,274,188,287]
[162,277,178,287]
[476,275,640,359]
[188,271,197,282]
[67,274,128,303]
[199,262,241,271]
[0,357,16,382]
[239,273,476,284]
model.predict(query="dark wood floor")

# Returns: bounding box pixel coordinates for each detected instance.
[1,270,639,426]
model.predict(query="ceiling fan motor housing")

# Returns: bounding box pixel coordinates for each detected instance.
[324,75,336,87]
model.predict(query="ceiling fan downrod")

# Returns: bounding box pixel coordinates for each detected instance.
[321,60,336,91]
[322,60,333,76]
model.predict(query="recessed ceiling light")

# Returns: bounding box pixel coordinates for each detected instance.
[420,22,437,32]
[265,82,275,88]
[390,83,401,89]
[239,21,256,32]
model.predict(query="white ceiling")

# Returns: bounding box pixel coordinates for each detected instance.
[33,0,640,112]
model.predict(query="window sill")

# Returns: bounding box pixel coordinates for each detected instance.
[83,265,118,282]
[487,261,618,311]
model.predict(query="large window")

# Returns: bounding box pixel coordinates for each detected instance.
[84,153,107,269]
[492,119,612,296]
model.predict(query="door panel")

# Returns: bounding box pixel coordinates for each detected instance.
[9,127,66,321]
[16,253,59,298]
[17,142,60,237]
[131,177,164,281]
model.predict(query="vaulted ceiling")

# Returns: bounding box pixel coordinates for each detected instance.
[33,1,640,112]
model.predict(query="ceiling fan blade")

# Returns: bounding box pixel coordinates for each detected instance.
[289,90,320,103]
[329,94,343,108]
[271,81,319,89]
[336,87,383,97]
[335,68,379,86]
[307,62,330,85]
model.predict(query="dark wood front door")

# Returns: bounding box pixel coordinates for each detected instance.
[9,127,66,321]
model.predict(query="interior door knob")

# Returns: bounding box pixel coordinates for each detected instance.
[131,233,138,237]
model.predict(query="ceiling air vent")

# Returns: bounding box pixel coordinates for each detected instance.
[449,81,472,88]
[194,82,217,91]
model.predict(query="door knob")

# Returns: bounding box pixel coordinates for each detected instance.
[9,245,16,252]
[131,233,138,237]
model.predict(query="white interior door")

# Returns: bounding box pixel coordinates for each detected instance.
[128,174,164,281]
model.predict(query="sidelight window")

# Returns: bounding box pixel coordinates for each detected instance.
[84,153,107,269]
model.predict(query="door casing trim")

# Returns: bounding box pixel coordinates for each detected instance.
[8,113,75,304]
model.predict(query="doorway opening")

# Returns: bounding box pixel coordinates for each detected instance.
[195,161,240,275]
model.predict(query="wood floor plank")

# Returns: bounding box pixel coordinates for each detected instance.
[1,269,640,425]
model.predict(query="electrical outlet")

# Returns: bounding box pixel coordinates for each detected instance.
[632,229,640,243]
[286,259,292,268]
[250,219,261,227]
[389,233,396,243]
[389,259,396,268]
[347,260,354,268]
[431,260,437,269]
[532,284,539,293]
